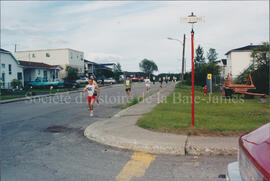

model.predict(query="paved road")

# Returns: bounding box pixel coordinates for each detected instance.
[1,82,236,181]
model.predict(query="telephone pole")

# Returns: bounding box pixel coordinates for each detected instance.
[181,34,186,81]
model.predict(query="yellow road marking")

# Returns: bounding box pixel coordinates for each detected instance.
[116,152,156,181]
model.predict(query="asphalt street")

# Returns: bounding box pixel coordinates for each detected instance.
[1,82,236,181]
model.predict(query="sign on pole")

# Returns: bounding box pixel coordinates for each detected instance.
[207,74,212,94]
[207,73,212,80]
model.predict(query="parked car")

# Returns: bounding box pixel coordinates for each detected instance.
[131,77,144,82]
[63,81,80,88]
[76,77,88,84]
[226,122,270,181]
[104,78,116,84]
[26,77,63,88]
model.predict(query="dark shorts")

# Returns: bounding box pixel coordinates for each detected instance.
[125,88,131,92]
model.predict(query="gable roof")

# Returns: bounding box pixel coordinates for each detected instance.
[0,48,20,64]
[18,60,62,69]
[225,45,262,55]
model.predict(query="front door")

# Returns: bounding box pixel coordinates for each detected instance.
[44,71,47,81]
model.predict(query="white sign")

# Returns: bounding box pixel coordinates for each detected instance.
[180,16,205,24]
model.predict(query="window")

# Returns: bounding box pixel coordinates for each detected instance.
[38,69,40,75]
[1,73,5,87]
[44,71,47,80]
[1,64,5,69]
[8,64,12,75]
[56,71,58,79]
[32,53,36,58]
[17,72,22,80]
[46,53,50,57]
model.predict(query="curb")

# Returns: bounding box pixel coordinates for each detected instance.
[84,83,239,156]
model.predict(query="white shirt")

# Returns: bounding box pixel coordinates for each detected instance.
[145,79,151,85]
[86,84,95,97]
[126,80,130,86]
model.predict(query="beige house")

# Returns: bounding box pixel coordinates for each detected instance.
[14,48,84,79]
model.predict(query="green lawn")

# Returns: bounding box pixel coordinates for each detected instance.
[137,83,270,136]
[0,88,79,100]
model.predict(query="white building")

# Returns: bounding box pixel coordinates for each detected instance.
[0,48,24,89]
[14,48,84,79]
[19,60,62,83]
[222,44,259,80]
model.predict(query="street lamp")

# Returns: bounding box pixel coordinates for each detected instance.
[167,35,186,82]
[181,12,204,127]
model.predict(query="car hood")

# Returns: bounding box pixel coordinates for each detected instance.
[240,122,270,179]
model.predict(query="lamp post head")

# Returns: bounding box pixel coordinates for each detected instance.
[188,12,198,24]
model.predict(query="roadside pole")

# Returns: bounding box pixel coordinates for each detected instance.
[181,12,204,127]
[181,34,186,82]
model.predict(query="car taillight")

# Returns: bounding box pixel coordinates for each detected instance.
[239,147,264,181]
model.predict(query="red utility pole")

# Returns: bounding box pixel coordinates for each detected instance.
[191,29,195,126]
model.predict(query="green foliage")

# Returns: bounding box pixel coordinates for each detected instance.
[121,97,143,109]
[251,63,269,94]
[65,66,79,81]
[194,45,205,64]
[11,79,22,89]
[139,59,158,76]
[237,42,269,94]
[251,42,270,67]
[185,62,221,86]
[207,48,218,62]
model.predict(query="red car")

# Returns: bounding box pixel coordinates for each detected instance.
[227,122,270,181]
[131,77,144,82]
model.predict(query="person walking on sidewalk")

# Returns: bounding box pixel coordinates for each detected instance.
[124,76,132,97]
[83,78,100,117]
[145,76,151,91]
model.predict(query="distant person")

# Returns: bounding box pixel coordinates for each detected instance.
[152,76,155,84]
[83,78,100,117]
[165,76,168,84]
[124,76,132,97]
[204,85,207,95]
[90,75,99,104]
[159,77,163,88]
[173,76,177,82]
[144,76,151,91]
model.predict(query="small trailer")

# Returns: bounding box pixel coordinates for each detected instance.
[222,74,266,98]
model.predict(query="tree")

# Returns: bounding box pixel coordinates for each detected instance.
[11,79,22,89]
[139,59,158,76]
[251,42,270,67]
[194,45,205,64]
[65,66,79,81]
[207,48,218,62]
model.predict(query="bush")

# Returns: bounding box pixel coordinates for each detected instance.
[11,79,22,89]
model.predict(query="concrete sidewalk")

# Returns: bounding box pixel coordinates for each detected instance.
[84,83,239,155]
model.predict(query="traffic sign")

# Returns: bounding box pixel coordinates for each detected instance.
[207,74,212,80]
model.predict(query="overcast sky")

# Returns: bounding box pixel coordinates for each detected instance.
[1,1,269,73]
